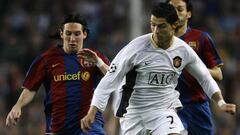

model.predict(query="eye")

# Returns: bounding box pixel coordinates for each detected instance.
[65,31,71,36]
[177,7,184,12]
[151,23,156,27]
[74,31,81,36]
[158,24,167,29]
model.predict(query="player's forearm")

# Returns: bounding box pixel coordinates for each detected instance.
[15,88,36,108]
[211,91,225,106]
[96,57,109,75]
[88,105,99,115]
[90,80,113,112]
[98,63,109,75]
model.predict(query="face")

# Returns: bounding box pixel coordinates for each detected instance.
[169,0,191,28]
[150,15,176,47]
[60,23,87,54]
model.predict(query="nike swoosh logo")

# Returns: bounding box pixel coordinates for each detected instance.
[52,63,59,68]
[145,62,150,65]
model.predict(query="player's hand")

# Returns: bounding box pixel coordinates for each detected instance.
[6,105,22,126]
[77,48,98,64]
[219,103,236,115]
[80,106,98,132]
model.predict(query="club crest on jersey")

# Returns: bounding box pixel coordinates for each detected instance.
[173,56,182,68]
[188,41,197,50]
[81,71,90,81]
[108,63,117,73]
[80,59,94,68]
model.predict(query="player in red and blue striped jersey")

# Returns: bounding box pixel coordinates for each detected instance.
[6,13,109,135]
[168,0,225,135]
[176,28,223,104]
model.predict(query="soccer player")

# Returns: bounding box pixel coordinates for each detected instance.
[168,0,224,134]
[5,13,109,135]
[81,3,236,135]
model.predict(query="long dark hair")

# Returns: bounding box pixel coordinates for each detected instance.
[49,13,89,39]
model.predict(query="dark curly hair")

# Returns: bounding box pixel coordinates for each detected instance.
[151,2,178,25]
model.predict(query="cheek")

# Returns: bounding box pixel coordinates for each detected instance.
[179,13,187,20]
[150,27,155,32]
[63,37,70,41]
[77,37,84,43]
[159,28,169,34]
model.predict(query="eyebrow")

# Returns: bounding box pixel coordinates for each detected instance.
[65,30,81,32]
[151,21,167,26]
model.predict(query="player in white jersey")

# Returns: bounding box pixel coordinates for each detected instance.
[81,3,236,135]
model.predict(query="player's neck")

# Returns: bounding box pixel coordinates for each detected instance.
[175,23,188,37]
[151,35,173,50]
[160,38,173,50]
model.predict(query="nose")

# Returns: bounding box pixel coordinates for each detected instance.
[69,34,76,41]
[153,26,160,34]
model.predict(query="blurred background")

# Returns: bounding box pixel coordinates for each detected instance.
[0,0,239,135]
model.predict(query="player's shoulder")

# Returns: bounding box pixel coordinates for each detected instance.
[173,36,189,47]
[189,27,203,33]
[125,33,151,50]
[131,33,152,42]
[173,36,195,53]
[43,45,61,55]
[189,27,211,39]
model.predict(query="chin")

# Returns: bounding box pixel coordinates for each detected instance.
[68,50,78,54]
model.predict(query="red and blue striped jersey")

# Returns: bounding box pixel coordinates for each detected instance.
[176,27,223,104]
[22,45,109,133]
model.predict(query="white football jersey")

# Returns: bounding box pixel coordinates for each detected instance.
[91,33,220,116]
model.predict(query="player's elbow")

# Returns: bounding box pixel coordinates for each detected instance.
[209,67,223,81]
[215,73,223,81]
[214,69,223,81]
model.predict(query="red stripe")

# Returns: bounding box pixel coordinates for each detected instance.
[78,66,95,120]
[49,52,67,132]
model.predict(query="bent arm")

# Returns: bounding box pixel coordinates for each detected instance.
[77,48,109,75]
[96,58,109,75]
[185,50,235,114]
[211,91,224,104]
[186,59,220,100]
[208,66,223,81]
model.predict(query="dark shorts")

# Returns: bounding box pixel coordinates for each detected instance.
[177,101,214,135]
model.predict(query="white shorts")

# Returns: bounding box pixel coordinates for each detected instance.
[119,109,184,135]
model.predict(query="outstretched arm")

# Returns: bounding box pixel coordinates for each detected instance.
[6,88,36,126]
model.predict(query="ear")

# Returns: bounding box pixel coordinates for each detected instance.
[187,11,192,19]
[83,31,87,39]
[60,29,64,39]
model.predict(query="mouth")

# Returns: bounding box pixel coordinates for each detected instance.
[69,44,77,48]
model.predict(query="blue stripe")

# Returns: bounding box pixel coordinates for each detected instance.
[63,54,82,130]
